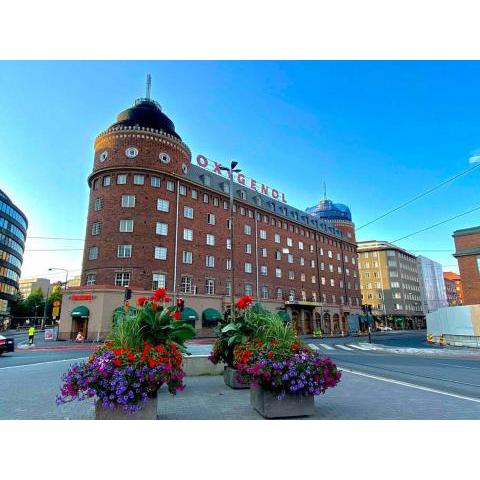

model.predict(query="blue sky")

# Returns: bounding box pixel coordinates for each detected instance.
[1,61,479,281]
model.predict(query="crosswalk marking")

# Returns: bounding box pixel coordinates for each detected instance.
[347,344,370,351]
[335,344,354,351]
[318,343,335,351]
[308,343,319,351]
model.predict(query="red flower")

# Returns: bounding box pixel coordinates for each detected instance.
[291,343,298,351]
[151,302,158,311]
[113,359,122,366]
[113,349,122,356]
[152,288,167,302]
[147,358,156,368]
[136,296,148,307]
[267,351,273,358]
[173,311,181,320]
[164,296,171,303]
[127,352,135,362]
[235,295,253,309]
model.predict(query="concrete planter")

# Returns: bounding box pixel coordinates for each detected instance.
[224,366,250,389]
[250,385,314,419]
[95,397,158,420]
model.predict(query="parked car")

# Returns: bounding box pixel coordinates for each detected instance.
[0,334,14,355]
[376,326,393,332]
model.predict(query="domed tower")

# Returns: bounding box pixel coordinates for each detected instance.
[81,79,191,290]
[306,198,356,242]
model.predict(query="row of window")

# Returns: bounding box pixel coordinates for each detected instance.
[0,281,17,295]
[84,271,360,305]
[0,233,24,256]
[0,266,19,282]
[0,217,26,243]
[0,201,27,230]
[0,249,22,269]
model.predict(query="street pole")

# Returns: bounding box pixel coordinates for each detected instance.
[42,285,50,330]
[220,161,241,321]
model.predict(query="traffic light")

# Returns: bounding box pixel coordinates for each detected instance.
[176,297,185,312]
[124,288,132,301]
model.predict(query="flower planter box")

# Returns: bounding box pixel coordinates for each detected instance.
[95,396,158,420]
[250,385,314,418]
[224,366,250,389]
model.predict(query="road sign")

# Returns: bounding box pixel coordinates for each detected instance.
[44,329,54,341]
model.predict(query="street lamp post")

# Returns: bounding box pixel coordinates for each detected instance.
[48,268,69,340]
[219,161,241,321]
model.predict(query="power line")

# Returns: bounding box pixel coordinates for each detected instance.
[28,236,85,241]
[357,162,480,231]
[25,248,84,252]
[391,205,480,243]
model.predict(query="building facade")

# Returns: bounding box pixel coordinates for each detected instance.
[0,189,28,317]
[416,255,448,314]
[61,91,362,340]
[443,271,464,306]
[66,275,81,288]
[357,241,424,328]
[19,277,51,298]
[453,226,480,305]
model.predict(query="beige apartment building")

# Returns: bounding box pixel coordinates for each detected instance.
[357,241,425,329]
[19,277,51,298]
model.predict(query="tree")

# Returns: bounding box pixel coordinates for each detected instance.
[24,288,45,318]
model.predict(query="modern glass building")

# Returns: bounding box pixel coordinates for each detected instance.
[416,255,448,313]
[0,189,28,316]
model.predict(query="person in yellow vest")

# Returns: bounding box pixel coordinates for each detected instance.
[28,325,35,345]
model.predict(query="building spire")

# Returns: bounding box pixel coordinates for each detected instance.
[146,73,152,100]
[323,181,327,201]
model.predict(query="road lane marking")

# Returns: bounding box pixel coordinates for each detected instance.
[347,344,371,351]
[340,367,480,404]
[308,344,319,350]
[335,345,354,351]
[0,357,88,370]
[318,343,335,351]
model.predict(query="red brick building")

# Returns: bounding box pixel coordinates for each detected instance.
[75,92,361,336]
[453,226,480,305]
[443,271,464,306]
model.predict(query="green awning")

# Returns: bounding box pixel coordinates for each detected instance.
[181,307,198,324]
[71,306,89,318]
[202,308,222,322]
[277,310,291,323]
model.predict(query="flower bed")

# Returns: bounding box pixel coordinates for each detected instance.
[57,288,196,416]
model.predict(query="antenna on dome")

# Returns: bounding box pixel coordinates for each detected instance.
[323,182,327,201]
[146,74,152,100]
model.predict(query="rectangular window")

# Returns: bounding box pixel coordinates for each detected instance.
[156,222,168,236]
[88,246,98,260]
[275,250,281,260]
[226,238,231,250]
[261,247,267,257]
[94,197,104,211]
[330,279,335,287]
[179,185,187,196]
[300,257,305,266]
[86,273,96,285]
[103,176,111,187]
[275,268,282,278]
[287,237,293,247]
[300,273,306,282]
[261,286,269,300]
[191,189,198,199]
[310,259,315,268]
[244,224,252,235]
[180,276,193,294]
[276,288,283,300]
[328,250,333,258]
[205,255,215,268]
[184,206,194,218]
[226,219,232,230]
[205,279,215,295]
[260,265,267,276]
[119,219,133,232]
[166,180,175,192]
[93,179,99,190]
[311,275,316,284]
[298,241,304,250]
[245,243,252,254]
[259,230,267,240]
[152,273,166,290]
[183,228,193,241]
[121,195,135,208]
[321,277,326,285]
[328,264,333,273]
[91,222,101,236]
[213,197,219,206]
[133,175,144,185]
[288,270,294,280]
[244,284,253,296]
[226,258,232,270]
[477,256,480,274]
[287,254,293,263]
[225,281,231,296]
[274,233,280,243]
[151,176,161,187]
[157,199,170,212]
[206,234,215,246]
[244,262,252,273]
[203,193,209,203]
[115,272,130,287]
[207,213,216,225]
[154,247,167,260]
[117,244,132,258]
[117,174,127,185]
[182,251,193,264]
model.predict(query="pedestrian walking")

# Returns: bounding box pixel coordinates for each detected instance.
[28,325,35,345]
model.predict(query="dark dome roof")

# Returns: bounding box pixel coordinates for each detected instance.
[306,199,352,222]
[110,98,181,140]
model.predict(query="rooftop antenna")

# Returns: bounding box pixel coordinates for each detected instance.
[323,182,327,201]
[146,73,152,100]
